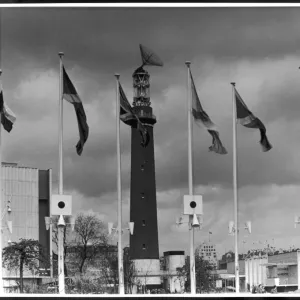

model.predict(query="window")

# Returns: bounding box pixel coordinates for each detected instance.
[142,220,146,226]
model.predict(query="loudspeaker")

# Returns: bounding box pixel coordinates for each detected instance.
[245,221,251,234]
[295,216,300,228]
[183,195,203,215]
[51,194,72,216]
[228,221,235,235]
[108,222,114,235]
[7,221,12,234]
[57,215,66,226]
[128,222,134,235]
[192,214,200,228]
[69,216,75,231]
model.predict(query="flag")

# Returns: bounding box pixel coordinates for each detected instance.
[139,44,163,67]
[233,87,272,152]
[190,70,227,154]
[62,66,89,155]
[119,82,149,147]
[0,87,16,133]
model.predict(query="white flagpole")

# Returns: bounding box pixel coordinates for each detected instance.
[115,74,125,295]
[58,52,65,295]
[231,82,240,293]
[185,61,196,295]
[0,70,4,295]
[58,52,64,195]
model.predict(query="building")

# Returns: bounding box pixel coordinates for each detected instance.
[124,66,161,291]
[245,252,268,291]
[245,250,300,293]
[162,251,185,293]
[215,252,246,292]
[1,163,51,291]
[197,242,218,268]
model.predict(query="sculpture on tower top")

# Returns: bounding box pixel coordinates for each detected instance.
[133,45,163,107]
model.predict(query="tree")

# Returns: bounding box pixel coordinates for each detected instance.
[70,212,108,274]
[2,238,50,293]
[176,254,215,294]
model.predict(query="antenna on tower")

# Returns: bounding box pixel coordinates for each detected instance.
[139,44,164,69]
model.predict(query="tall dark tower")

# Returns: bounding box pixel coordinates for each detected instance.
[123,66,161,289]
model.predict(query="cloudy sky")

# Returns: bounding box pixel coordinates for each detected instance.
[1,6,300,257]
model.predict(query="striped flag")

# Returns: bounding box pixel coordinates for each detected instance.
[0,86,16,133]
[190,70,227,154]
[233,87,272,152]
[63,66,89,155]
[119,82,149,147]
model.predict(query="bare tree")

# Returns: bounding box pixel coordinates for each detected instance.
[71,212,108,274]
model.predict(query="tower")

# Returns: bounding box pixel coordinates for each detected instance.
[123,66,160,289]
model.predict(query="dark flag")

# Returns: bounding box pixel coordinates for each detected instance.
[190,70,227,154]
[63,66,89,155]
[0,87,16,133]
[233,87,272,152]
[119,82,149,147]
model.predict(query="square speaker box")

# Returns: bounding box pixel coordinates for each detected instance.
[183,195,203,215]
[52,194,72,216]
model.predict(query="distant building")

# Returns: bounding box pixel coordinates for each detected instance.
[196,242,218,268]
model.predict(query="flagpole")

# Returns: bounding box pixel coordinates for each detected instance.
[58,52,65,295]
[115,74,125,295]
[0,70,4,295]
[231,82,240,293]
[58,52,64,195]
[185,61,196,295]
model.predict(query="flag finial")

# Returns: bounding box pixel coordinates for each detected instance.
[58,52,64,58]
[115,73,120,80]
[231,82,236,87]
[185,61,191,68]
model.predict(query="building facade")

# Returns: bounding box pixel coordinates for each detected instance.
[197,242,218,268]
[162,251,185,293]
[1,163,51,290]
[245,250,300,292]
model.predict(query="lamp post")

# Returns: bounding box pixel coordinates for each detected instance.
[176,198,203,295]
[228,220,251,292]
[107,221,134,294]
[45,214,75,294]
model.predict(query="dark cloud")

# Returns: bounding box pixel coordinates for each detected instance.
[1,7,300,203]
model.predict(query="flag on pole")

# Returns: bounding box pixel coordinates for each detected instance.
[62,66,89,155]
[190,70,227,154]
[119,82,149,147]
[233,87,272,152]
[0,87,16,133]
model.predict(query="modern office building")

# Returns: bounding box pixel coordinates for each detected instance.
[1,163,51,291]
[196,242,218,267]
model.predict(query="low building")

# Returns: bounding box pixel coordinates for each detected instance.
[245,250,300,293]
[162,251,185,293]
